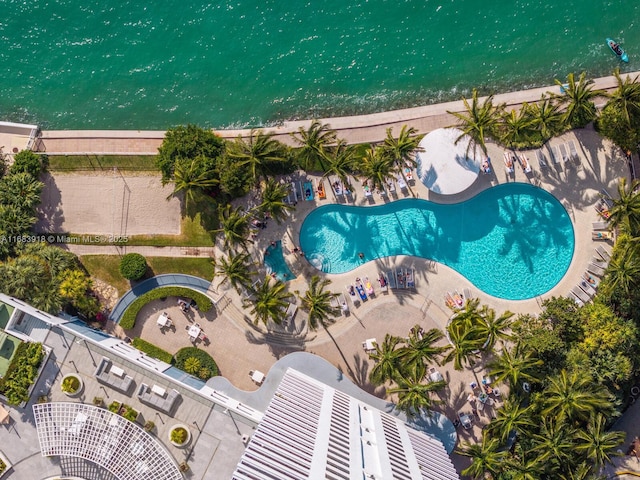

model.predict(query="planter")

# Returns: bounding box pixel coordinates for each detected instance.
[0,450,12,479]
[168,424,191,448]
[60,373,84,397]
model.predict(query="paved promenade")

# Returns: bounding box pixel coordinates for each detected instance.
[35,71,640,155]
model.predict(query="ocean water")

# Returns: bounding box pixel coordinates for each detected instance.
[299,183,574,300]
[1,0,638,129]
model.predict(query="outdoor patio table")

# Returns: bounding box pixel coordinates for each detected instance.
[478,392,489,404]
[251,370,265,384]
[364,338,377,351]
[188,325,201,339]
[157,313,169,327]
[151,385,166,397]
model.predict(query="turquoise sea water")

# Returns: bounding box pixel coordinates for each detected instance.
[299,183,574,300]
[1,1,638,129]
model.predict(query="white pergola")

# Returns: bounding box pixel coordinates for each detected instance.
[33,403,182,480]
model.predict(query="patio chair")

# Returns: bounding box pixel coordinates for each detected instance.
[568,140,579,160]
[587,262,606,276]
[568,291,585,307]
[571,286,591,303]
[535,150,548,169]
[596,245,611,262]
[559,143,570,162]
[550,145,561,164]
[592,221,609,230]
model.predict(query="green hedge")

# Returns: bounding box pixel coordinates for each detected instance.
[0,342,45,405]
[119,286,213,330]
[132,338,173,364]
[175,347,219,380]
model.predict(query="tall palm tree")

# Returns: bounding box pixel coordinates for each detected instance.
[604,242,640,296]
[227,129,287,185]
[554,72,604,128]
[368,334,405,386]
[322,140,356,194]
[212,252,256,294]
[168,157,218,208]
[575,414,625,470]
[530,417,576,467]
[290,120,337,172]
[448,89,503,156]
[529,95,565,140]
[542,370,614,424]
[257,178,295,224]
[443,319,484,371]
[244,276,291,326]
[0,172,44,211]
[488,342,542,390]
[398,326,450,380]
[486,397,534,444]
[499,103,536,149]
[213,204,250,252]
[507,447,548,480]
[382,126,423,197]
[387,371,446,417]
[606,177,640,235]
[457,436,508,480]
[298,275,339,331]
[358,146,395,191]
[477,306,514,351]
[605,68,640,128]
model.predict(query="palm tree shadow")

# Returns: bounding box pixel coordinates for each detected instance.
[352,353,386,396]
[243,329,307,360]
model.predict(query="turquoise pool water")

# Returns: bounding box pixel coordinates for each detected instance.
[264,240,296,282]
[299,183,574,300]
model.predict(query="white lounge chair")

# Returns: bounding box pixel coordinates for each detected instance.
[463,288,472,301]
[559,143,570,162]
[571,286,590,303]
[592,231,613,241]
[387,180,396,194]
[551,145,561,164]
[592,221,609,230]
[396,176,408,190]
[568,291,585,307]
[535,150,548,169]
[596,245,611,262]
[578,279,596,297]
[583,272,599,289]
[503,152,515,173]
[587,262,606,276]
[519,154,532,173]
[568,140,579,160]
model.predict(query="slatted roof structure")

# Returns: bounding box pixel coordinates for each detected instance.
[232,369,459,480]
[33,403,182,480]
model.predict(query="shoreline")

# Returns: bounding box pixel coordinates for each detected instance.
[35,70,640,155]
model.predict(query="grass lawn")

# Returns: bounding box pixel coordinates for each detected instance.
[49,155,158,172]
[81,255,215,296]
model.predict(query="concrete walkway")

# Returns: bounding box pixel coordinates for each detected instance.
[35,71,640,155]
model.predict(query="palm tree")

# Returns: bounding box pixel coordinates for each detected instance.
[382,126,423,197]
[530,417,576,467]
[542,370,614,424]
[443,319,483,371]
[213,205,250,252]
[168,157,218,208]
[0,172,44,211]
[605,68,640,128]
[244,276,291,326]
[290,120,337,172]
[358,146,395,191]
[554,72,604,128]
[575,414,625,470]
[477,306,514,351]
[529,95,565,140]
[457,436,508,480]
[398,326,450,380]
[606,177,640,235]
[368,334,405,386]
[322,140,356,195]
[507,447,548,480]
[499,103,535,149]
[387,371,446,417]
[488,342,542,390]
[257,178,295,224]
[604,242,640,296]
[227,129,287,185]
[298,275,340,331]
[0,204,37,238]
[448,89,503,156]
[486,397,534,444]
[213,252,256,294]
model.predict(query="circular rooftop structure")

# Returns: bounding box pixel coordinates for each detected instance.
[416,128,482,195]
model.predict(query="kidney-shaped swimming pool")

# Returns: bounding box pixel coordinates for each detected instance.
[299,183,574,300]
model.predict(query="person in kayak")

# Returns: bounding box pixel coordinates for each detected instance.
[610,40,623,56]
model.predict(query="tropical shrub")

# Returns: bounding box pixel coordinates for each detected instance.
[175,347,218,379]
[131,338,173,363]
[0,342,44,405]
[144,420,155,432]
[119,253,148,280]
[119,286,212,329]
[61,375,81,393]
[10,150,48,177]
[183,357,201,374]
[0,457,5,474]
[171,426,189,444]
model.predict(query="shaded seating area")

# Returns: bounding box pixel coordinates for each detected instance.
[94,357,134,395]
[137,383,181,415]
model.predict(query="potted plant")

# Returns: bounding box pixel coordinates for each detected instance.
[169,424,191,448]
[60,373,83,397]
[178,461,190,473]
[93,396,104,407]
[108,401,121,414]
[144,420,155,433]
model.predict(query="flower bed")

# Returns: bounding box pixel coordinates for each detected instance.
[0,342,45,405]
[174,347,219,380]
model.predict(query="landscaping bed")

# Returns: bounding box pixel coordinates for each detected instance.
[132,338,173,364]
[174,347,219,380]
